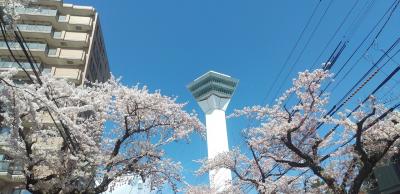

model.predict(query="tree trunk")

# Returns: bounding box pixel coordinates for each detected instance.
[348,162,374,194]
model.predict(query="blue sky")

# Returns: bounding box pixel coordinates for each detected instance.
[68,0,400,191]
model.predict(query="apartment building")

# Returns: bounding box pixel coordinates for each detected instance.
[0,0,110,193]
[0,0,110,84]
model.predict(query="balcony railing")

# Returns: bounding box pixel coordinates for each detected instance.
[0,160,24,176]
[15,7,57,17]
[10,163,24,175]
[12,189,31,194]
[0,61,41,71]
[0,160,11,172]
[39,0,62,1]
[17,24,52,33]
[0,41,47,51]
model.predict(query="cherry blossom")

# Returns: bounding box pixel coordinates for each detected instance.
[0,70,204,193]
[197,69,399,194]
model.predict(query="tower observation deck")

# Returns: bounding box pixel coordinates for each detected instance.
[187,71,238,192]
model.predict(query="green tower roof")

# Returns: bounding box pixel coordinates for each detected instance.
[187,71,238,102]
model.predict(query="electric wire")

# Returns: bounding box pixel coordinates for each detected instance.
[16,26,42,74]
[315,0,377,71]
[0,21,34,83]
[317,45,400,146]
[263,1,400,183]
[271,0,334,102]
[309,0,361,70]
[345,0,377,40]
[308,0,400,101]
[310,0,400,116]
[13,27,42,85]
[249,0,400,187]
[329,0,400,93]
[285,101,400,188]
[262,1,322,104]
[266,33,400,187]
[330,37,400,115]
[0,19,79,153]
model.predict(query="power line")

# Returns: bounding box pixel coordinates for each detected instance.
[271,0,334,102]
[16,26,42,74]
[262,1,322,104]
[267,37,400,187]
[317,45,400,144]
[0,21,35,83]
[0,19,80,154]
[345,0,377,40]
[249,1,400,188]
[281,0,386,110]
[331,37,400,113]
[380,55,400,98]
[13,27,43,85]
[309,0,362,70]
[329,0,400,93]
[307,0,400,110]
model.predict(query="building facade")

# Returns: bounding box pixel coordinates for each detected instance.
[0,0,110,193]
[0,0,110,84]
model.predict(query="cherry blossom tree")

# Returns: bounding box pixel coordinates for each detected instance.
[1,0,32,26]
[0,1,205,193]
[197,69,400,194]
[0,70,204,194]
[185,184,243,194]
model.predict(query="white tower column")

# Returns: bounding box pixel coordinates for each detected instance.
[187,71,238,192]
[205,109,231,191]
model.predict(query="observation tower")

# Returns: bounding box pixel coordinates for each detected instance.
[187,71,238,192]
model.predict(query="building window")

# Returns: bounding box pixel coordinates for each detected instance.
[47,48,57,56]
[0,128,10,142]
[42,67,52,75]
[75,26,82,31]
[58,15,67,22]
[12,189,31,194]
[60,42,67,46]
[53,31,62,39]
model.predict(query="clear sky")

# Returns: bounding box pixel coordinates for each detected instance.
[68,0,400,192]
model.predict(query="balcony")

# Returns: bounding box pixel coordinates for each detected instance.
[23,111,57,127]
[57,15,93,31]
[53,31,90,47]
[37,0,62,2]
[48,48,86,65]
[0,41,47,62]
[0,61,42,77]
[11,189,31,194]
[0,61,42,71]
[32,0,63,7]
[0,160,24,182]
[15,24,88,48]
[17,24,52,33]
[0,41,47,63]
[53,67,82,84]
[0,160,11,175]
[0,41,85,65]
[0,41,47,52]
[17,24,52,39]
[60,4,95,17]
[15,7,57,19]
[0,131,10,147]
